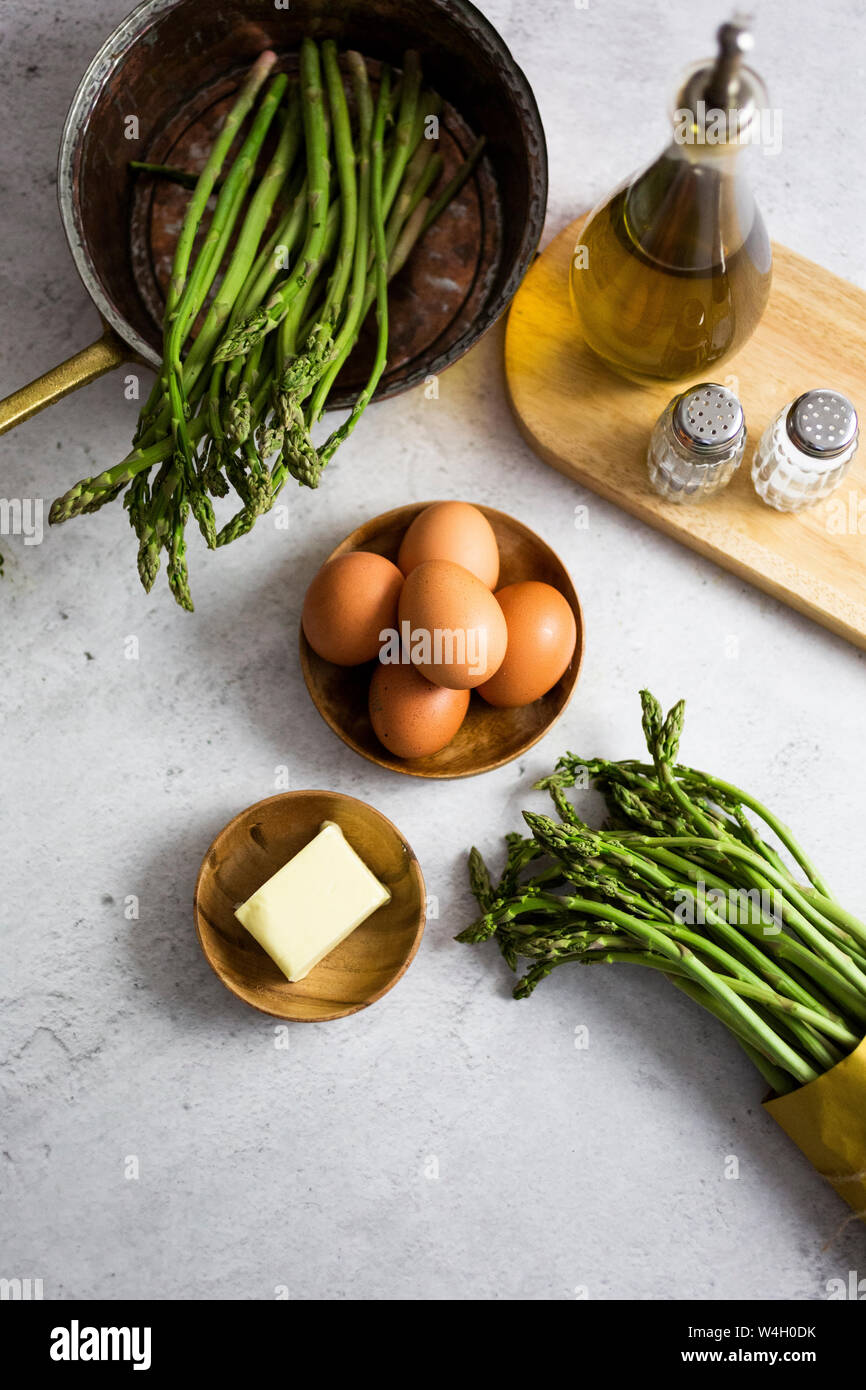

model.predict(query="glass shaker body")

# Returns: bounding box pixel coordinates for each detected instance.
[648,384,747,502]
[752,391,860,512]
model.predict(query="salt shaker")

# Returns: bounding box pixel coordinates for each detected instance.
[751,390,859,512]
[647,383,747,503]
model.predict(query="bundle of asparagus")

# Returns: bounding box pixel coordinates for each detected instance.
[458,690,866,1097]
[49,41,483,609]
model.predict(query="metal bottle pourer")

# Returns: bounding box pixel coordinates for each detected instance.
[704,15,755,109]
[677,13,763,142]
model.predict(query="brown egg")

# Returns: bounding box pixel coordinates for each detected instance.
[477,581,577,707]
[368,661,470,759]
[397,501,500,589]
[302,552,404,666]
[398,559,508,689]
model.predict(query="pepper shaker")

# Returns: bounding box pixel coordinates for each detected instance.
[751,390,859,512]
[647,383,747,502]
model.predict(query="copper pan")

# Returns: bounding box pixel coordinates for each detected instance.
[0,0,547,436]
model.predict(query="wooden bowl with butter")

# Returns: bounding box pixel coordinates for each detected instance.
[194,791,426,1021]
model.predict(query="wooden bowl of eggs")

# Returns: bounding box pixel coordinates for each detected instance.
[299,501,584,778]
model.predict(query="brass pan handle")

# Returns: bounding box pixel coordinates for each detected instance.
[0,325,128,436]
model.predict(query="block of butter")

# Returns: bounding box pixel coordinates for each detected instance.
[234,821,391,982]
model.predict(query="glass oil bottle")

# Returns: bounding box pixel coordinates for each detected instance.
[570,18,773,386]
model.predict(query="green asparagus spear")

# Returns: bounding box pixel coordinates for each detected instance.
[50,41,489,607]
[458,691,866,1094]
[213,39,331,363]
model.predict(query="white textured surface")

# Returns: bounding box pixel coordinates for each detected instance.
[2,0,865,1301]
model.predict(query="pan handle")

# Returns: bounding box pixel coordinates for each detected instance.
[0,326,128,436]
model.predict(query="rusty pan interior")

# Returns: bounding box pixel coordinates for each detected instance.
[59,0,547,406]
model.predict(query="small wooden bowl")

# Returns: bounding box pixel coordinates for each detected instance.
[194,791,426,1021]
[299,502,584,779]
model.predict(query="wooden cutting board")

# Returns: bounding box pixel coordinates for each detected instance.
[505,216,866,649]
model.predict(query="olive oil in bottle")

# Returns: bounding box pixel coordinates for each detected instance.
[570,19,773,386]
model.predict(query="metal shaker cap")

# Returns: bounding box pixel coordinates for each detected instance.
[673,383,745,453]
[785,390,858,459]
